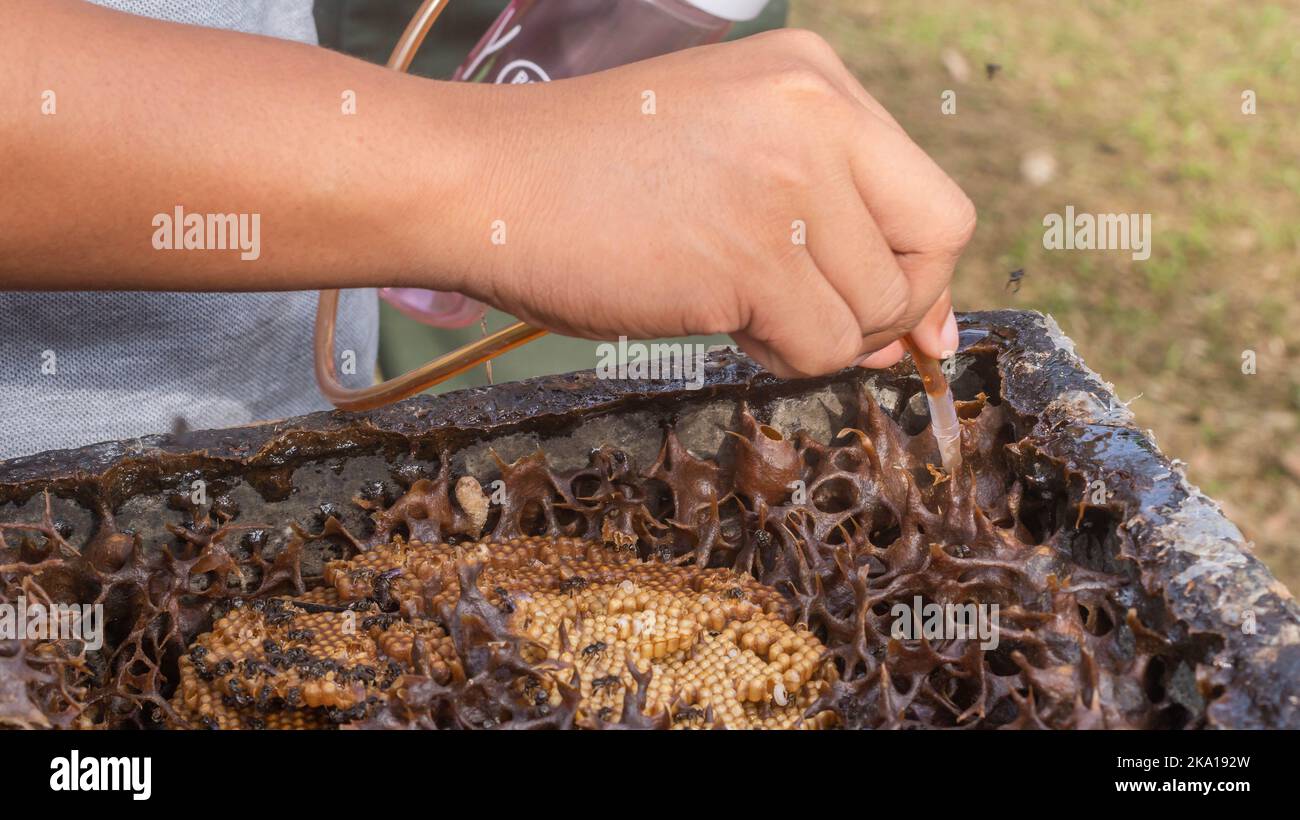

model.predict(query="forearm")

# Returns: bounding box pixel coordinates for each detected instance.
[0,0,486,292]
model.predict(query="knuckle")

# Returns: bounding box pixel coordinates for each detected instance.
[759,45,842,103]
[745,132,823,197]
[761,149,815,196]
[944,192,978,249]
[767,63,839,104]
[774,28,838,61]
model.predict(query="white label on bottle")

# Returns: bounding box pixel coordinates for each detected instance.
[496,59,551,84]
[461,7,524,80]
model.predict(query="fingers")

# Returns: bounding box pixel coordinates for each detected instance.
[735,250,868,378]
[782,28,978,270]
[788,119,962,371]
[800,179,912,357]
[734,128,959,375]
[856,340,904,369]
[730,329,786,377]
[759,29,909,136]
[836,108,975,340]
[715,31,974,378]
[905,288,959,361]
[777,31,974,366]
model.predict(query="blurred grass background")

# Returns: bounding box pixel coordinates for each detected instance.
[789,0,1299,590]
[317,0,1300,591]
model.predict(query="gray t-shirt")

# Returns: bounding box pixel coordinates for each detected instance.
[0,0,377,461]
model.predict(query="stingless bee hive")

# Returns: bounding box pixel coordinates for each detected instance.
[1,311,1295,729]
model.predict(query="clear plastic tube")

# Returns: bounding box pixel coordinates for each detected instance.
[315,288,545,411]
[900,336,963,472]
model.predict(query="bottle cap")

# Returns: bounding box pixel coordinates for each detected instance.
[682,0,771,22]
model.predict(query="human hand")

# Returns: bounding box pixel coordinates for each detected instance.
[445,29,975,376]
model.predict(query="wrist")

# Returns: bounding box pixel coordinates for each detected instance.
[399,79,512,301]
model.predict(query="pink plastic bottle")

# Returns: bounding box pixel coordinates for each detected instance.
[380,0,771,327]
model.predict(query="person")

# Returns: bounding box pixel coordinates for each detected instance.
[0,0,975,460]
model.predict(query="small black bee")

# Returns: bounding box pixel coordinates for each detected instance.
[581,641,607,663]
[299,660,329,680]
[494,586,515,614]
[591,675,620,693]
[559,575,589,596]
[380,660,402,688]
[1005,268,1025,293]
[373,567,403,612]
[326,703,369,724]
[189,646,213,679]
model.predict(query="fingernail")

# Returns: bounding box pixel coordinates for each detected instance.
[942,310,959,353]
